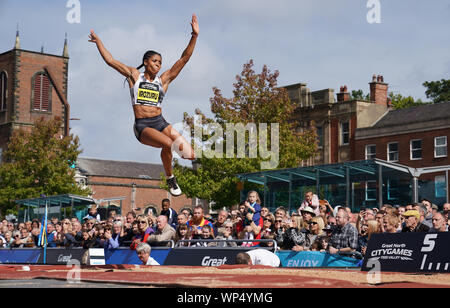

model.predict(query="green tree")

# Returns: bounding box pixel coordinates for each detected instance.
[423,79,450,104]
[171,60,318,208]
[388,92,426,110]
[0,117,90,214]
[350,89,370,101]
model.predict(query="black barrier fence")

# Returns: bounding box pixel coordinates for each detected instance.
[362,232,450,273]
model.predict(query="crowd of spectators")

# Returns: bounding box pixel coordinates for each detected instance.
[0,192,449,258]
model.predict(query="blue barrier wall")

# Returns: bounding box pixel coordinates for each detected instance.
[276,251,361,268]
[0,248,360,268]
[0,249,41,264]
[105,248,170,265]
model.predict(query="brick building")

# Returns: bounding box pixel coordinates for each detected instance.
[0,31,70,159]
[287,74,389,166]
[275,75,449,208]
[76,157,199,216]
[355,101,450,206]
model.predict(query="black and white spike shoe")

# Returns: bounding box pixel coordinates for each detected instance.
[167,176,182,196]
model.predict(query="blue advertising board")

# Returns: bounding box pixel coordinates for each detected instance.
[276,251,361,268]
[104,248,170,265]
[0,249,41,264]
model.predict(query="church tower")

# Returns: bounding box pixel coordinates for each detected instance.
[0,30,70,160]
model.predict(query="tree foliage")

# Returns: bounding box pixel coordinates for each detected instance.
[0,117,90,213]
[172,60,318,208]
[423,79,450,104]
[388,92,426,110]
[350,89,370,101]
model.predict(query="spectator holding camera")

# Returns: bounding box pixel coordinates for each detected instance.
[357,219,379,255]
[274,216,305,250]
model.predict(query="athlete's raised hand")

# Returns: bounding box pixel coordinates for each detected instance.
[88,30,100,44]
[190,14,199,36]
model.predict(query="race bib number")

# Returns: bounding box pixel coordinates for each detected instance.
[137,82,159,105]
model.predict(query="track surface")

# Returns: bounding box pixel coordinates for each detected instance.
[0,264,449,288]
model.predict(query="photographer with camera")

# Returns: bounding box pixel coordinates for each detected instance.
[274,215,305,250]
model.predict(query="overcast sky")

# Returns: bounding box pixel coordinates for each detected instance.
[1,0,449,166]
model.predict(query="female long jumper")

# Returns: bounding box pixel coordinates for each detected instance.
[89,14,199,196]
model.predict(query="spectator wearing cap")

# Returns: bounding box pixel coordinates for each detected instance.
[298,190,320,216]
[300,206,315,231]
[429,212,448,232]
[328,208,358,255]
[401,210,430,232]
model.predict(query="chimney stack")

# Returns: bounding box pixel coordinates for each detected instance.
[337,85,350,102]
[369,74,388,107]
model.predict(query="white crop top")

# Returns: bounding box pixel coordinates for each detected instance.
[130,73,165,108]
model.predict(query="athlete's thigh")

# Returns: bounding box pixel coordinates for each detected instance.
[139,127,173,149]
[162,125,195,158]
[162,124,184,141]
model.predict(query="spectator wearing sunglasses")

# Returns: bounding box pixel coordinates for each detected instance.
[130,215,154,250]
[292,216,324,252]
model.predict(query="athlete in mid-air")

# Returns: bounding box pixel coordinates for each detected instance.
[89,14,199,196]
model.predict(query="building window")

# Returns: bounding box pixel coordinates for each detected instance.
[365,181,377,201]
[410,139,422,160]
[32,72,51,112]
[365,144,376,160]
[387,142,399,162]
[340,121,349,145]
[316,126,323,148]
[435,175,446,198]
[434,136,447,158]
[387,179,399,200]
[0,71,6,111]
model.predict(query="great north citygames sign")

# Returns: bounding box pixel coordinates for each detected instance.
[362,232,450,273]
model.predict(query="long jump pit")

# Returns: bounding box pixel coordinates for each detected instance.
[0,264,449,288]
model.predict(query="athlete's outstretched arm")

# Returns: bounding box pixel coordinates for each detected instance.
[88,30,137,80]
[161,14,199,89]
